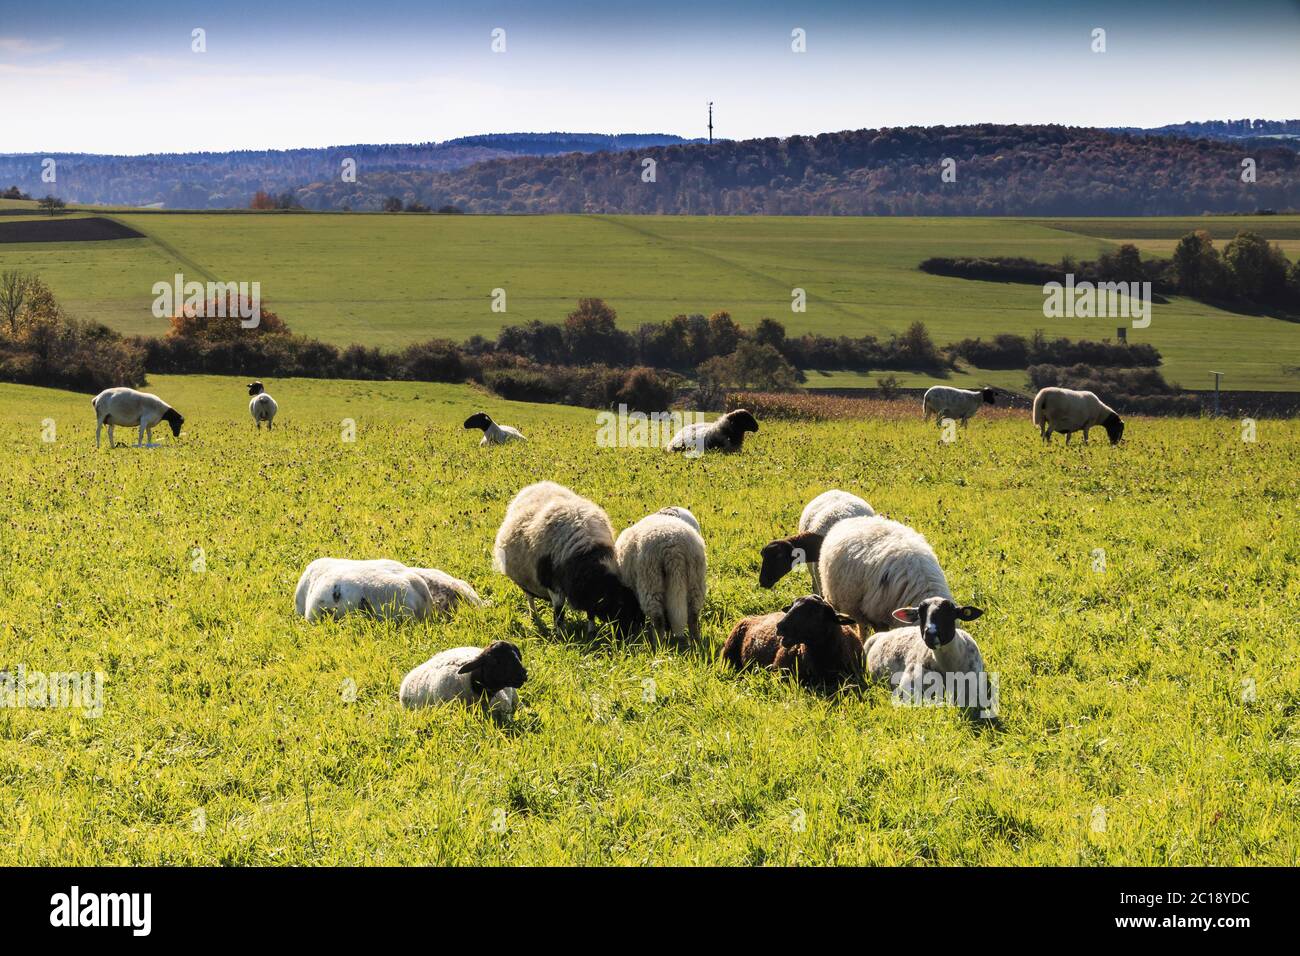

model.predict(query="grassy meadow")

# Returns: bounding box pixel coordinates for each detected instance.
[1,375,1297,865]
[1,212,1299,390]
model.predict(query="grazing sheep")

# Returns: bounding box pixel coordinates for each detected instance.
[923,385,996,425]
[655,506,701,534]
[865,598,988,711]
[464,411,525,445]
[399,641,528,716]
[720,594,862,689]
[615,511,707,642]
[797,490,875,595]
[493,481,642,634]
[294,558,481,622]
[760,515,951,635]
[666,408,758,455]
[247,381,278,429]
[91,387,184,449]
[1032,387,1125,445]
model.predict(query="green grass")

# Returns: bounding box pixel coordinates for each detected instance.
[1,213,1299,390]
[1,375,1296,865]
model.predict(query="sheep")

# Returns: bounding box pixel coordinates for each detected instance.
[759,515,951,635]
[864,597,989,712]
[614,511,707,642]
[247,381,278,429]
[1032,387,1125,445]
[720,594,863,690]
[666,408,758,455]
[797,490,875,595]
[655,506,701,534]
[399,641,528,717]
[922,385,996,425]
[294,558,481,622]
[464,411,525,445]
[493,481,642,634]
[91,387,184,449]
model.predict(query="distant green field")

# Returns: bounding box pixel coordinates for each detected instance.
[1,212,1298,390]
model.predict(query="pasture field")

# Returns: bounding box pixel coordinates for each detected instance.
[1,213,1299,390]
[1,375,1297,865]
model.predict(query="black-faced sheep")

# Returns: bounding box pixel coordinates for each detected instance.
[720,594,863,689]
[666,408,758,455]
[615,511,707,642]
[923,385,996,425]
[399,640,528,716]
[464,411,525,445]
[865,598,989,712]
[493,481,642,635]
[1032,387,1124,445]
[247,381,278,429]
[91,387,184,448]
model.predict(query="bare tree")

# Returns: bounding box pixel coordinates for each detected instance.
[0,270,33,336]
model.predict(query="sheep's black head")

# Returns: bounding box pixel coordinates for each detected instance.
[543,551,644,636]
[457,640,528,694]
[247,381,265,396]
[776,595,855,649]
[162,408,184,437]
[463,412,493,432]
[892,597,983,650]
[758,532,821,589]
[1103,412,1125,445]
[981,387,997,405]
[724,409,759,434]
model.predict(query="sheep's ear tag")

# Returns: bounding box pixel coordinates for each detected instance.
[836,613,855,625]
[458,655,486,675]
[893,607,919,623]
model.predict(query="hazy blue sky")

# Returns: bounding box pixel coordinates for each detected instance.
[3,0,1298,153]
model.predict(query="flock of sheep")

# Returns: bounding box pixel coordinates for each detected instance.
[84,380,1130,716]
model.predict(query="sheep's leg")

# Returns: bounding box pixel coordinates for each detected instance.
[136,423,145,447]
[1082,427,1090,444]
[95,420,102,448]
[107,424,116,447]
[1064,431,1072,446]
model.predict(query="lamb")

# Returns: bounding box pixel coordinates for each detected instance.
[399,641,528,717]
[91,387,184,449]
[614,511,707,642]
[720,594,863,690]
[655,506,701,534]
[1032,387,1125,445]
[666,408,758,455]
[864,597,989,713]
[294,557,481,622]
[247,381,278,429]
[922,385,996,425]
[493,481,642,634]
[464,411,525,445]
[796,490,875,595]
[759,515,951,635]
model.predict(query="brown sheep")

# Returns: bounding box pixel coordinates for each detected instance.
[720,594,864,690]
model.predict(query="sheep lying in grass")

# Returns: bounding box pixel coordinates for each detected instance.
[464,411,525,445]
[294,557,482,622]
[493,481,642,634]
[865,598,990,713]
[720,594,863,690]
[797,490,874,595]
[615,511,707,642]
[247,381,278,429]
[666,408,758,455]
[922,385,996,425]
[399,641,527,716]
[91,387,184,449]
[760,515,951,635]
[1032,387,1125,445]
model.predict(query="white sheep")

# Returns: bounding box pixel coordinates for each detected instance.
[864,597,991,714]
[666,408,758,455]
[399,641,528,716]
[922,385,996,425]
[1032,387,1125,445]
[91,387,184,449]
[760,515,951,635]
[615,511,707,642]
[247,381,278,429]
[493,481,642,633]
[797,490,875,595]
[464,411,525,445]
[294,557,481,622]
[655,506,701,533]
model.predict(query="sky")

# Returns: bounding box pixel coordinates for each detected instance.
[2,0,1299,154]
